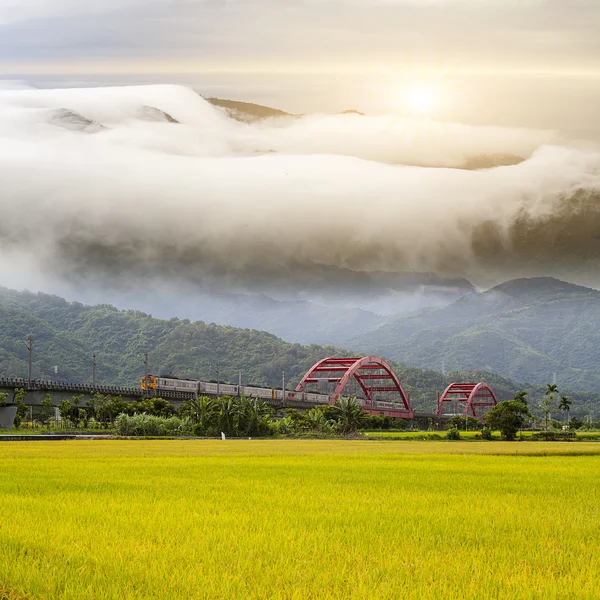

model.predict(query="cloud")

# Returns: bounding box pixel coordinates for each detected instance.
[1,0,598,71]
[0,83,599,301]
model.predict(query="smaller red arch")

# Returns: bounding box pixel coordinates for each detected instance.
[435,382,498,420]
[296,356,413,419]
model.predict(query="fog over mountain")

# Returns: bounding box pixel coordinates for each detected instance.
[1,83,600,334]
[351,277,600,392]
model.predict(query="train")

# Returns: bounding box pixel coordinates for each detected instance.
[141,375,332,405]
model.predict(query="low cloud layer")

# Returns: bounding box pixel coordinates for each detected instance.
[1,84,599,301]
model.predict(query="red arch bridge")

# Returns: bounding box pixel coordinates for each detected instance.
[435,382,498,419]
[295,356,414,419]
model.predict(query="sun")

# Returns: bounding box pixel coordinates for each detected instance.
[403,84,438,116]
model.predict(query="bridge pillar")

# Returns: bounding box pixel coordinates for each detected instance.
[0,406,17,430]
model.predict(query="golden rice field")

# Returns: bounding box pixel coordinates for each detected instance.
[1,441,600,600]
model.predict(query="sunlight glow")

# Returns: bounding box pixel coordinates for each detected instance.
[405,84,438,116]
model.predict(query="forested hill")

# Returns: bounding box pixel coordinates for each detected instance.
[3,286,599,415]
[0,286,525,411]
[351,277,600,392]
[0,287,342,390]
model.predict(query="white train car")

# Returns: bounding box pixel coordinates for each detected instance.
[143,375,333,406]
[142,375,200,393]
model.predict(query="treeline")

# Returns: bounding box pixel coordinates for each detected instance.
[11,390,405,437]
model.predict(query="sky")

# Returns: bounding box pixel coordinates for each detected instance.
[0,0,600,318]
[0,0,599,133]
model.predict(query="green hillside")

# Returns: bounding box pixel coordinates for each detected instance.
[0,287,543,413]
[352,277,600,392]
[0,287,339,389]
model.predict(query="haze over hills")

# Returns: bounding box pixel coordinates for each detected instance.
[351,277,600,392]
[93,268,474,345]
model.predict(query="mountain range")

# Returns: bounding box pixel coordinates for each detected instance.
[0,286,541,413]
[352,277,600,392]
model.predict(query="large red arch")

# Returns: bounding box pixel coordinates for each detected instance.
[296,356,413,419]
[435,382,498,419]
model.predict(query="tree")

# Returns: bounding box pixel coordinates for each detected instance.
[514,391,528,406]
[0,392,7,408]
[541,384,558,433]
[13,388,28,428]
[40,393,54,427]
[235,396,273,436]
[304,408,337,434]
[58,399,75,427]
[447,415,483,431]
[334,397,370,434]
[180,396,215,433]
[558,396,572,426]
[484,401,531,441]
[214,396,238,437]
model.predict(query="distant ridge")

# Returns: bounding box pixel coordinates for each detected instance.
[490,277,595,299]
[351,277,600,391]
[206,98,295,121]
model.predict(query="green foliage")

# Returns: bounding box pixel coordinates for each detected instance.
[480,426,493,440]
[363,414,407,430]
[485,401,532,441]
[514,391,528,405]
[303,408,338,435]
[530,430,577,441]
[13,388,28,428]
[189,395,274,437]
[559,396,572,424]
[114,414,193,437]
[334,397,370,434]
[540,384,559,431]
[39,393,54,426]
[447,415,483,431]
[0,392,6,408]
[180,396,215,430]
[446,427,461,440]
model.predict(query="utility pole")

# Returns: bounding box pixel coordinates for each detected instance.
[282,371,286,404]
[92,353,97,387]
[144,353,149,398]
[216,363,220,397]
[27,335,33,389]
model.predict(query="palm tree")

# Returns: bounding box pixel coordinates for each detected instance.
[215,395,238,436]
[304,408,330,433]
[541,384,559,433]
[335,396,370,434]
[514,391,528,406]
[559,396,572,426]
[185,395,215,434]
[235,396,272,436]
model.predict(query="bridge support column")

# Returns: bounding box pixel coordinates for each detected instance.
[0,406,17,430]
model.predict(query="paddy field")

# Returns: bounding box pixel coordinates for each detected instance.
[1,440,599,599]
